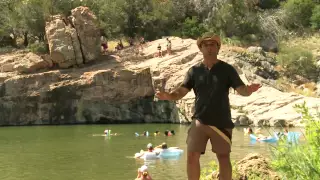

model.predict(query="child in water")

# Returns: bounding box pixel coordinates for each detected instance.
[136,165,152,180]
[104,129,109,135]
[103,129,117,136]
[154,131,160,136]
[246,127,271,140]
[164,130,175,136]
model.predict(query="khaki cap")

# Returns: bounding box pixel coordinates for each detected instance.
[197,32,221,49]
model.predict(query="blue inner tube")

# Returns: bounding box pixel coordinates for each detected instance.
[275,131,301,143]
[249,134,278,143]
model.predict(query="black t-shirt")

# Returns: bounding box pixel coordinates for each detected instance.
[181,60,245,128]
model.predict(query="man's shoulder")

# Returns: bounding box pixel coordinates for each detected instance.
[218,60,236,71]
[189,62,203,70]
[187,63,203,74]
[218,60,232,67]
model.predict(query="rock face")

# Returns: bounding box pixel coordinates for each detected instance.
[0,67,179,125]
[0,52,52,74]
[0,27,319,126]
[45,6,100,68]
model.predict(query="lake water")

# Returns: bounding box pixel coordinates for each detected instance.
[0,124,303,180]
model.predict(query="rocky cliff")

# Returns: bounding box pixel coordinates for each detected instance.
[0,7,319,126]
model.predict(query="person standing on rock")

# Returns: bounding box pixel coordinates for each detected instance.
[166,38,172,55]
[155,32,261,180]
[157,44,163,58]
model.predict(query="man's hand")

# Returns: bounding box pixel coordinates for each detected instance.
[155,91,172,100]
[247,83,261,94]
[235,83,261,96]
[155,87,190,101]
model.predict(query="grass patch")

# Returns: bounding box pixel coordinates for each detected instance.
[275,77,318,97]
[280,33,320,57]
[276,43,318,80]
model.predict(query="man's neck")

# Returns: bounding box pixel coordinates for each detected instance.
[203,57,219,69]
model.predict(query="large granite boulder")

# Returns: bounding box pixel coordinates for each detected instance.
[45,6,100,68]
[70,6,101,63]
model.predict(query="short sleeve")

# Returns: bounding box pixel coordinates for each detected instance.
[180,67,194,90]
[228,65,245,89]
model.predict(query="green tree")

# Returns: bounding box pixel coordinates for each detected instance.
[311,5,320,29]
[282,0,316,28]
[206,1,259,37]
[181,16,207,39]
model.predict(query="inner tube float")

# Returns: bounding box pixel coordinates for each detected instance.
[134,148,184,160]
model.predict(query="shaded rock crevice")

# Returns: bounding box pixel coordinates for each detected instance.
[67,16,86,65]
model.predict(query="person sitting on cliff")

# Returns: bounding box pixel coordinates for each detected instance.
[136,165,152,180]
[140,37,145,44]
[119,40,124,49]
[128,37,134,46]
[100,35,108,55]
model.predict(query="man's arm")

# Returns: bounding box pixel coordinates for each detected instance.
[228,65,256,97]
[235,84,261,96]
[156,68,193,101]
[235,85,251,96]
[167,86,190,100]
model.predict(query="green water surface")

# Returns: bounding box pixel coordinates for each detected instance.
[0,124,302,180]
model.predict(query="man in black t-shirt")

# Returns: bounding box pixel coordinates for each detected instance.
[155,32,261,180]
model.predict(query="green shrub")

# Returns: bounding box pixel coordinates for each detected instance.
[282,0,316,28]
[222,36,243,46]
[271,102,320,180]
[276,45,318,80]
[28,42,48,54]
[311,5,320,29]
[200,160,219,179]
[180,16,207,39]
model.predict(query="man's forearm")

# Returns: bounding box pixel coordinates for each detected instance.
[168,87,189,100]
[236,85,252,96]
[168,90,185,100]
